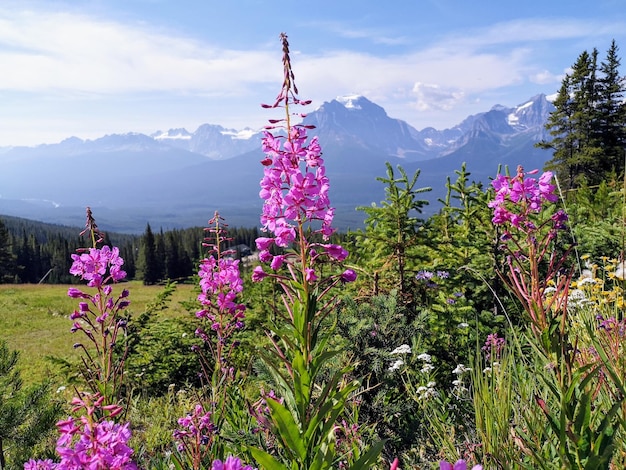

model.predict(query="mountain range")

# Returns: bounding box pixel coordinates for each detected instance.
[0,94,555,233]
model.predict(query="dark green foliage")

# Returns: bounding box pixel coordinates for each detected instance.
[352,163,432,301]
[0,219,17,283]
[125,316,201,396]
[0,341,62,469]
[566,178,626,262]
[336,293,428,461]
[125,281,201,395]
[1,215,261,284]
[597,40,626,178]
[137,224,160,285]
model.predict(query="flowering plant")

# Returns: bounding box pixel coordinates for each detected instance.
[248,33,381,470]
[67,208,131,409]
[487,167,626,468]
[489,166,573,333]
[172,212,249,469]
[24,393,137,469]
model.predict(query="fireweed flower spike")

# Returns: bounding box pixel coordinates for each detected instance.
[194,211,246,374]
[67,208,131,409]
[488,166,574,332]
[248,33,382,470]
[176,212,248,469]
[27,209,138,469]
[255,34,355,289]
[25,393,138,469]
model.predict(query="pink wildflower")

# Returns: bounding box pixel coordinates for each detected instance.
[341,269,357,283]
[252,266,268,282]
[211,455,256,470]
[440,459,482,470]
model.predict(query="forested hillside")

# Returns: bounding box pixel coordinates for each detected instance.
[0,214,261,284]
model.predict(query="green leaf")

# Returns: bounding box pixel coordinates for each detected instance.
[248,447,290,470]
[346,439,386,470]
[266,397,307,460]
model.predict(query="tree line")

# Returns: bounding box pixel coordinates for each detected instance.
[0,216,261,284]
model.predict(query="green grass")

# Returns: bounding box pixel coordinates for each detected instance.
[0,281,198,385]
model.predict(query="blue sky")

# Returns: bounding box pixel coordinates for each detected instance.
[0,0,625,146]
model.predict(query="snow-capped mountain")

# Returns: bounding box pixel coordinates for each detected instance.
[151,124,262,159]
[304,93,553,161]
[0,94,555,232]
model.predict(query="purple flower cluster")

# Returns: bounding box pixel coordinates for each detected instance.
[211,456,256,470]
[173,404,216,452]
[440,460,482,470]
[252,35,355,290]
[67,230,130,405]
[488,167,561,230]
[482,333,506,360]
[69,246,126,287]
[25,395,137,470]
[67,284,130,334]
[259,126,333,247]
[253,128,356,285]
[196,255,246,329]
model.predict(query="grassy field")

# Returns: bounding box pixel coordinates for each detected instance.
[0,281,199,385]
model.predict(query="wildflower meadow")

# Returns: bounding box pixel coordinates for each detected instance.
[4,33,626,470]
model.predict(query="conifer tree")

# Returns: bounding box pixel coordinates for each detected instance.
[0,219,16,283]
[539,42,626,188]
[597,39,626,176]
[137,223,159,285]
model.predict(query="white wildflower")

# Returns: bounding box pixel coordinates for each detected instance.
[578,277,596,286]
[580,268,593,279]
[415,382,438,401]
[417,353,432,362]
[457,322,469,329]
[56,385,66,394]
[420,363,435,374]
[568,289,588,308]
[388,359,404,371]
[452,364,471,375]
[390,344,412,355]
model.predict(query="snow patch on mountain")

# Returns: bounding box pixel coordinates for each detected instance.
[219,128,259,140]
[336,94,364,109]
[153,129,192,141]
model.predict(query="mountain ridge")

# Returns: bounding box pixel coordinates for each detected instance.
[0,93,555,233]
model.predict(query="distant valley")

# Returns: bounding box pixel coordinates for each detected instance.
[0,94,555,233]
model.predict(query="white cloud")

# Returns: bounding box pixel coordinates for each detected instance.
[0,9,279,94]
[530,70,563,85]
[411,82,465,111]
[0,7,623,145]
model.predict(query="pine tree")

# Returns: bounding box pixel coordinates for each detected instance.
[353,163,431,301]
[539,78,578,187]
[539,43,626,188]
[0,220,16,283]
[137,223,160,285]
[597,39,626,176]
